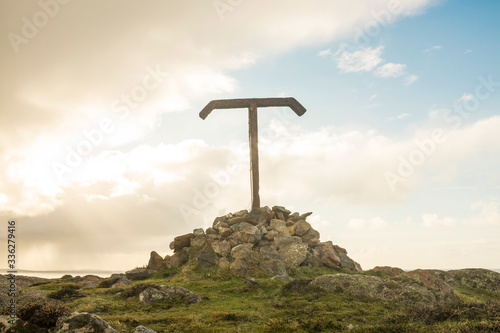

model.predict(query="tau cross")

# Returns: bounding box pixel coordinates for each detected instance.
[199,97,307,209]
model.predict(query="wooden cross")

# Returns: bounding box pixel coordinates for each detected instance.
[199,97,307,209]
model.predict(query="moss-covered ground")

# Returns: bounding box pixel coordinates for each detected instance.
[10,266,500,332]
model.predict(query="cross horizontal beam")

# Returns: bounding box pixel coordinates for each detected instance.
[199,97,306,120]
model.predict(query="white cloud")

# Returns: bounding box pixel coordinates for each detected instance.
[348,217,388,230]
[423,45,443,53]
[389,113,410,120]
[374,63,407,78]
[464,49,473,54]
[466,202,500,225]
[318,48,332,57]
[422,214,456,228]
[457,93,474,103]
[404,74,420,86]
[335,46,383,73]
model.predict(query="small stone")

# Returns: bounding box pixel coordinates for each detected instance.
[230,258,249,276]
[274,211,286,221]
[269,219,290,235]
[247,207,273,225]
[193,228,205,236]
[227,216,245,226]
[259,259,288,276]
[55,312,117,332]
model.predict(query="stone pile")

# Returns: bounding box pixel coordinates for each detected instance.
[148,206,362,277]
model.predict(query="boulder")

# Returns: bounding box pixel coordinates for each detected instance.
[169,249,189,268]
[269,219,290,235]
[272,206,291,219]
[81,275,102,287]
[227,216,246,226]
[148,251,166,270]
[405,269,455,302]
[190,234,206,248]
[211,240,231,257]
[276,238,308,267]
[218,257,230,272]
[247,207,273,225]
[259,259,288,276]
[125,268,155,281]
[260,246,282,261]
[369,266,405,278]
[139,285,201,305]
[230,258,249,276]
[333,245,362,271]
[231,244,254,261]
[206,227,218,235]
[301,228,320,243]
[170,233,195,252]
[219,227,232,238]
[230,221,253,233]
[233,225,262,244]
[320,243,341,268]
[197,251,218,269]
[55,312,117,332]
[294,220,311,236]
[133,325,157,333]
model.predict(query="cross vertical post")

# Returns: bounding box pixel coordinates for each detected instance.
[248,102,260,209]
[199,97,307,210]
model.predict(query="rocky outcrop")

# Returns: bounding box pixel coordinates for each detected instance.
[55,312,117,332]
[149,206,361,277]
[139,285,202,305]
[305,271,456,304]
[126,268,155,281]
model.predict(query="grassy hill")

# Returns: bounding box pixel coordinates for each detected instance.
[2,264,500,332]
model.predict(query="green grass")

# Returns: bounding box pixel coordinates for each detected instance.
[20,268,500,332]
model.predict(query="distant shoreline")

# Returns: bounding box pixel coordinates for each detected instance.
[2,268,499,279]
[1,269,124,279]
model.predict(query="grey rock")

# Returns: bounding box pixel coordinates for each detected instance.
[247,207,273,225]
[170,233,195,252]
[272,206,291,219]
[193,228,205,236]
[260,246,282,260]
[230,221,253,233]
[259,259,288,276]
[206,227,218,235]
[133,325,157,333]
[148,251,166,270]
[218,257,230,272]
[294,220,312,236]
[197,251,218,269]
[218,227,232,238]
[320,243,341,268]
[139,285,201,305]
[190,234,206,247]
[169,249,189,268]
[125,268,154,281]
[211,240,231,257]
[55,312,117,332]
[269,219,290,235]
[230,258,249,276]
[233,225,262,244]
[277,239,308,267]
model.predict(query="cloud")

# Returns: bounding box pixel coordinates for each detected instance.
[404,74,420,86]
[457,93,474,103]
[335,46,384,73]
[374,63,407,78]
[466,202,500,225]
[423,45,443,53]
[388,113,410,120]
[464,49,473,54]
[347,217,388,230]
[318,48,332,57]
[422,214,456,228]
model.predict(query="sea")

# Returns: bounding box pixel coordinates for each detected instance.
[2,269,123,279]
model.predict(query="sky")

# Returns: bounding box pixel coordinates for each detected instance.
[1,0,499,272]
